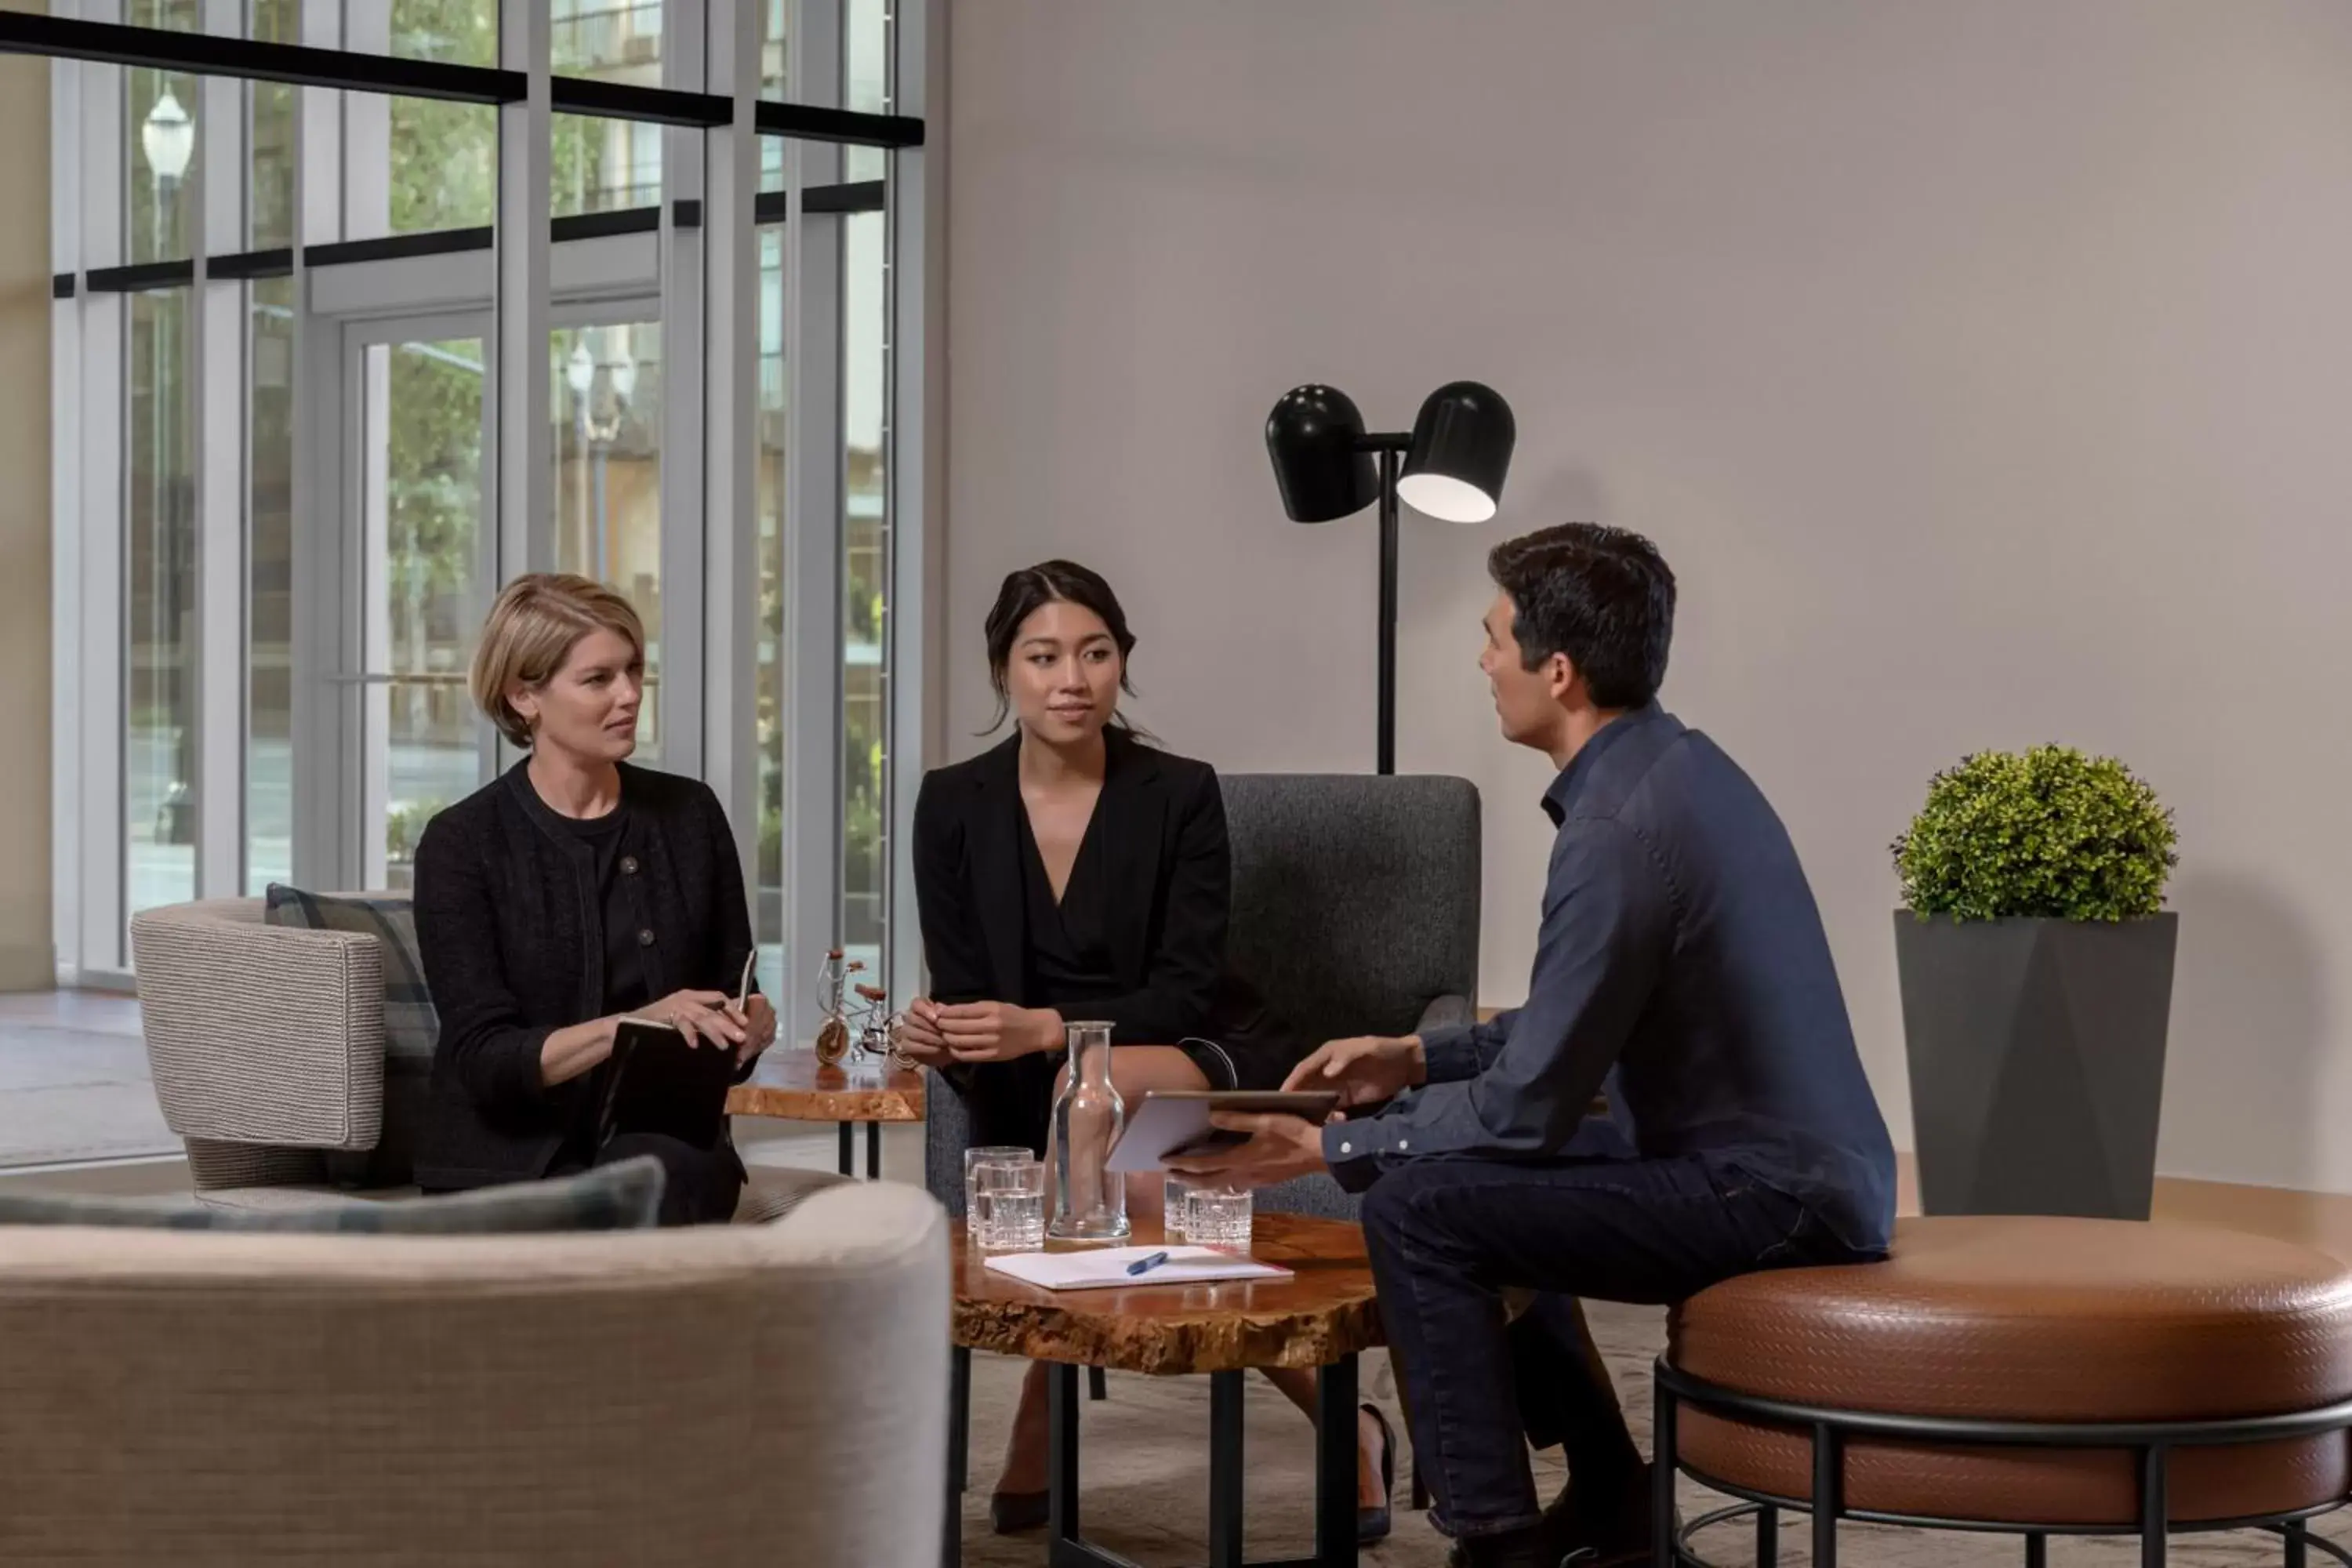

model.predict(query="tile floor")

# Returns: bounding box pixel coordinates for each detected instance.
[0,990,179,1167]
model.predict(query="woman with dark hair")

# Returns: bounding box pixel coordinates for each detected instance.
[902,560,1393,1537]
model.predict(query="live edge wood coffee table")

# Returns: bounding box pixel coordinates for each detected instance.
[947,1212,1385,1568]
[725,1049,924,1178]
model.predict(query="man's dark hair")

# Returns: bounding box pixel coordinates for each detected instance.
[1486,523,1676,709]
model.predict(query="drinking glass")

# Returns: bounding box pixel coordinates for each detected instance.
[1187,1186,1254,1251]
[1162,1173,1194,1243]
[964,1145,1033,1240]
[976,1157,1047,1251]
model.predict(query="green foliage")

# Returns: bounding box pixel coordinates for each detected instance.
[1893,746,2177,922]
[383,799,446,864]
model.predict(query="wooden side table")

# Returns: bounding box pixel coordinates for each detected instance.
[726,1049,925,1178]
[948,1212,1384,1568]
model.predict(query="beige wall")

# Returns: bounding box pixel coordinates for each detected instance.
[0,41,49,992]
[943,1,2352,1192]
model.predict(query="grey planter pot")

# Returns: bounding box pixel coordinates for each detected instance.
[1893,911,2178,1221]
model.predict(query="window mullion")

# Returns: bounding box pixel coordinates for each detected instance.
[193,0,244,900]
[702,0,763,1000]
[80,0,129,973]
[782,0,844,1039]
[494,0,554,627]
[886,0,936,1009]
[49,41,89,978]
[659,0,708,785]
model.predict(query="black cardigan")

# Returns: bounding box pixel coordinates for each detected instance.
[411,761,757,1191]
[913,730,1229,1044]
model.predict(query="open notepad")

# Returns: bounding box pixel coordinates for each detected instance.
[983,1245,1292,1291]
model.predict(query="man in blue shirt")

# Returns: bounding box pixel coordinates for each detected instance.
[1171,524,1896,1568]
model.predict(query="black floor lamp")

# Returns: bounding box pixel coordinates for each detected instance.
[1266,381,1516,774]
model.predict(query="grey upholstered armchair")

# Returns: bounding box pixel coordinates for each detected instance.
[923,772,1482,1220]
[129,897,846,1222]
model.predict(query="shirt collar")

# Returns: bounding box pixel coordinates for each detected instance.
[1540,701,1663,825]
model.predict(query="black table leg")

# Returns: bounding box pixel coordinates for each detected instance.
[1314,1355,1359,1566]
[867,1120,881,1179]
[1090,1365,1109,1401]
[944,1344,970,1568]
[837,1122,855,1177]
[1208,1370,1247,1567]
[1050,1361,1083,1545]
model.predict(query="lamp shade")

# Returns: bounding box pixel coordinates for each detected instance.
[1398,380,1515,524]
[1265,384,1377,524]
[142,87,195,183]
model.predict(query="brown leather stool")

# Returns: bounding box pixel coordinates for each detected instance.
[1654,1216,2352,1566]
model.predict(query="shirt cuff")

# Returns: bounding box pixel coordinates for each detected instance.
[1323,1115,1418,1166]
[1417,1025,1485,1083]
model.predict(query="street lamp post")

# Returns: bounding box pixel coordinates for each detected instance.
[143,85,198,851]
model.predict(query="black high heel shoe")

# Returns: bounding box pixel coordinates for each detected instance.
[989,1490,1049,1534]
[1359,1403,1396,1542]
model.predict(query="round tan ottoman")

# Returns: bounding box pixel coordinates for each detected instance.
[1655,1215,2352,1566]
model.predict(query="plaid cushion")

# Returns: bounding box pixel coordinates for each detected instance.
[0,1156,666,1234]
[263,887,437,1066]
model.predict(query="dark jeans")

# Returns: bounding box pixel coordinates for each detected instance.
[1359,1153,1868,1538]
[562,1131,744,1228]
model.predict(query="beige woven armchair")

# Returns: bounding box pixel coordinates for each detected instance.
[129,897,840,1221]
[0,1178,949,1566]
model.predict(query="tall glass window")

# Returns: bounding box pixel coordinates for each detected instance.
[125,289,198,917]
[554,114,664,218]
[754,227,788,994]
[245,278,296,894]
[554,0,665,82]
[552,321,666,763]
[840,209,888,970]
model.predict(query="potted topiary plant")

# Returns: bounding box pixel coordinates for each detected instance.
[1891,745,2180,1220]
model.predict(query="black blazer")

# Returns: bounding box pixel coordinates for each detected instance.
[410,761,757,1191]
[913,729,1232,1045]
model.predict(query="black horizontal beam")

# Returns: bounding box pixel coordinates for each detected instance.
[756,101,926,150]
[303,227,493,269]
[1,15,928,141]
[208,247,294,281]
[806,180,887,216]
[672,199,702,230]
[0,14,517,103]
[550,75,731,129]
[85,259,195,292]
[550,205,662,241]
[52,273,73,300]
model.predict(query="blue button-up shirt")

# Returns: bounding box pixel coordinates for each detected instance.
[1324,703,1896,1253]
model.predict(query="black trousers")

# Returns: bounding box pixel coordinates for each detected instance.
[1359,1153,1867,1539]
[561,1131,743,1228]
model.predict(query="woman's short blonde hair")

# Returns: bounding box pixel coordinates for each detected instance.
[469,573,646,748]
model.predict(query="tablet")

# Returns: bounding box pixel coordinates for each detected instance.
[1104,1090,1341,1173]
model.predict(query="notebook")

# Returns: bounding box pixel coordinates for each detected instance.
[983,1244,1292,1291]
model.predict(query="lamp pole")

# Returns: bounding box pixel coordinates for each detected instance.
[1359,436,1407,777]
[143,85,196,848]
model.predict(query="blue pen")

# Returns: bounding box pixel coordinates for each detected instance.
[1125,1250,1172,1276]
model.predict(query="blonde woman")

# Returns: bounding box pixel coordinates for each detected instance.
[412,573,777,1225]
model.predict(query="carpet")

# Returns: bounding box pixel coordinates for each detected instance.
[956,1300,2351,1566]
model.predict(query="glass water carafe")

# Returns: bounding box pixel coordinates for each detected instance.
[1049,1021,1130,1242]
